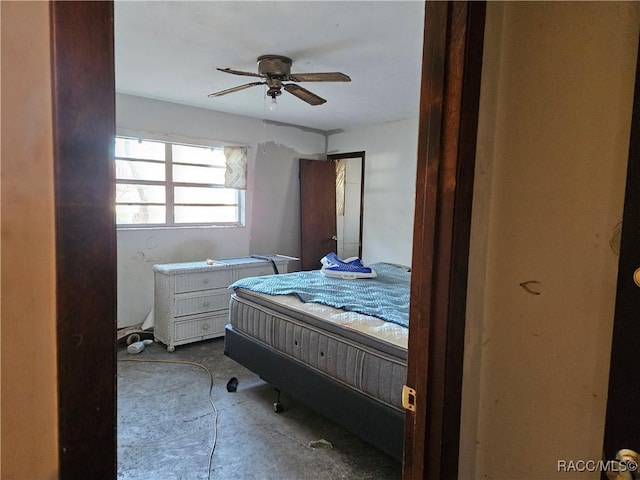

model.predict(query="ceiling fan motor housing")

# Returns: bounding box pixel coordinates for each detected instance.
[257,55,292,77]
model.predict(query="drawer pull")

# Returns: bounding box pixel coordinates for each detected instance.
[202,323,210,330]
[202,278,209,284]
[202,301,210,308]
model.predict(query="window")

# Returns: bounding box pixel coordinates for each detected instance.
[115,136,244,227]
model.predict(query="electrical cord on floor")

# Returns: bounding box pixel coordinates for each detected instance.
[118,358,218,480]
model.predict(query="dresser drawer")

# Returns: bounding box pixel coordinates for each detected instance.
[174,313,227,341]
[175,290,231,317]
[233,265,277,281]
[175,270,232,293]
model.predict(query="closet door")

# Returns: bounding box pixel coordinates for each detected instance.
[299,158,337,270]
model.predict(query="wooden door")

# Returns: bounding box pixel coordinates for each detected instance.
[602,37,640,472]
[300,159,337,270]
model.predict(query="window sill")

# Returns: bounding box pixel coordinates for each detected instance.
[116,224,245,232]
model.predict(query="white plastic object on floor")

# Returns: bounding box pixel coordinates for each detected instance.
[308,439,334,449]
[127,341,145,354]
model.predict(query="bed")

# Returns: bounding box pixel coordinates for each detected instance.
[223,262,409,460]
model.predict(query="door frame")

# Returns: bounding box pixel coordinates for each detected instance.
[50,1,117,477]
[403,2,486,478]
[50,1,485,478]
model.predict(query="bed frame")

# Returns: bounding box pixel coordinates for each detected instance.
[224,324,404,461]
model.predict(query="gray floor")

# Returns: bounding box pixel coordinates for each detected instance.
[117,337,402,480]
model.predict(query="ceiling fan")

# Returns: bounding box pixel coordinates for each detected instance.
[207,55,351,109]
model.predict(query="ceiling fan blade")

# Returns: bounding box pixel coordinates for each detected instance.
[283,84,326,106]
[217,67,264,78]
[207,81,265,97]
[288,72,351,82]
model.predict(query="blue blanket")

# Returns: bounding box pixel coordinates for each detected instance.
[229,262,410,328]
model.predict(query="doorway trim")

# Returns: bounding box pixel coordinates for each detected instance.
[403,2,486,478]
[50,1,117,477]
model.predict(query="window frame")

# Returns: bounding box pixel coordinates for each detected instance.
[115,135,245,228]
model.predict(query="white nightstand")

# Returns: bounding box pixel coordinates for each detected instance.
[153,255,299,352]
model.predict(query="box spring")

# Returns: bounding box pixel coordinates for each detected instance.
[224,288,406,460]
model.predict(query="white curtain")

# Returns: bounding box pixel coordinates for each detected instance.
[224,146,247,190]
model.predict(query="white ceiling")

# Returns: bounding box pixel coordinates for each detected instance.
[115,1,425,132]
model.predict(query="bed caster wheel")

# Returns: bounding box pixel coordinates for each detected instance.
[272,389,284,412]
[167,345,175,353]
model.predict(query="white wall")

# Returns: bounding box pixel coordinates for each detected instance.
[327,118,419,266]
[116,94,325,327]
[461,3,639,479]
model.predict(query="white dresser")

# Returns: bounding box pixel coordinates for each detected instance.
[153,255,299,352]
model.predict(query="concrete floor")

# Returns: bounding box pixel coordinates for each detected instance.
[117,337,402,480]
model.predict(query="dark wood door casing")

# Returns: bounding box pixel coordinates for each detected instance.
[50,1,117,477]
[300,158,338,270]
[403,2,486,479]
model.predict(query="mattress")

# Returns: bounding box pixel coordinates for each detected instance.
[229,288,408,411]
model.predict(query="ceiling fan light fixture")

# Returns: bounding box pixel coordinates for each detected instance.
[267,86,281,111]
